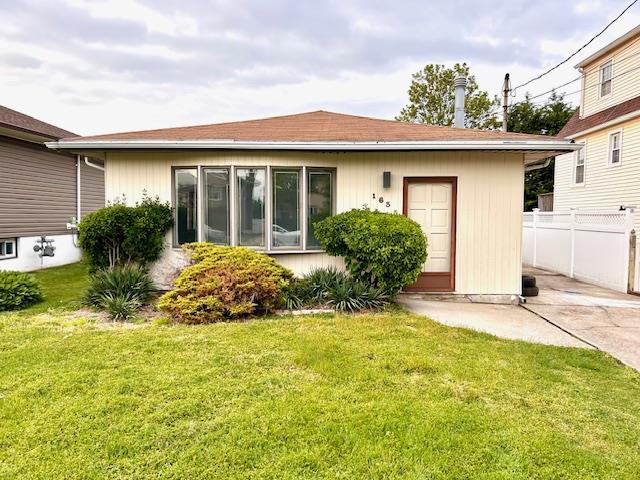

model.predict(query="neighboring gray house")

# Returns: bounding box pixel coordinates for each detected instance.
[0,105,104,271]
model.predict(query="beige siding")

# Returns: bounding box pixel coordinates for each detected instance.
[105,150,524,295]
[554,117,640,232]
[582,35,640,117]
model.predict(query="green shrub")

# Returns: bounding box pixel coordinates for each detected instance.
[325,276,389,312]
[0,271,43,311]
[83,264,157,311]
[79,195,173,270]
[305,267,350,303]
[314,209,427,295]
[158,244,293,324]
[280,278,314,310]
[96,292,142,321]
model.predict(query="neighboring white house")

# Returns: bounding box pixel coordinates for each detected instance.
[47,110,577,296]
[555,24,640,232]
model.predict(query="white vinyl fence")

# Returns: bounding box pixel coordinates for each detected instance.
[523,208,637,293]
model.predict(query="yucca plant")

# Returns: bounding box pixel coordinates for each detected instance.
[304,267,351,303]
[325,276,389,312]
[83,264,156,320]
[97,292,142,321]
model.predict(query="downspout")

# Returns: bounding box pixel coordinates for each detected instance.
[76,155,82,221]
[84,156,105,171]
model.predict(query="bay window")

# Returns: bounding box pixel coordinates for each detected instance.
[204,168,230,245]
[173,166,333,250]
[174,168,198,245]
[237,168,266,247]
[272,170,301,248]
[307,170,333,248]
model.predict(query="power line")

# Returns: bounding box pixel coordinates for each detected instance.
[511,0,639,92]
[509,57,640,108]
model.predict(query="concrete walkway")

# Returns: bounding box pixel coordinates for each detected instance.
[398,268,640,370]
[397,295,590,348]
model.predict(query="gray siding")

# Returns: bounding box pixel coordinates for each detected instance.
[0,136,104,238]
[80,159,105,217]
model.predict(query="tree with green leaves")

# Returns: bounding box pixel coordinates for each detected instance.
[396,63,500,129]
[508,92,577,211]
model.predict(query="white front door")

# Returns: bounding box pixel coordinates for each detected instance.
[404,178,456,291]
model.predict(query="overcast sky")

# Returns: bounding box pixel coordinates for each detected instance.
[1,0,639,135]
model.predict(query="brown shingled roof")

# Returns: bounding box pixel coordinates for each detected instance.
[0,104,76,140]
[62,110,556,143]
[558,95,640,138]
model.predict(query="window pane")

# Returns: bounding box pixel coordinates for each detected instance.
[5,241,13,256]
[237,168,265,247]
[612,149,620,164]
[307,171,332,248]
[272,170,301,248]
[575,164,584,184]
[204,169,229,245]
[175,169,198,244]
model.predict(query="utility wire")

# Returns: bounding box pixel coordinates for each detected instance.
[512,0,639,92]
[510,54,640,108]
[512,42,640,104]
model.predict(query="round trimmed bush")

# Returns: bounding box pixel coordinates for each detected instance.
[314,209,427,295]
[0,271,43,311]
[158,243,294,324]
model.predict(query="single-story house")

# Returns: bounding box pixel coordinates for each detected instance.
[0,105,104,271]
[47,110,577,296]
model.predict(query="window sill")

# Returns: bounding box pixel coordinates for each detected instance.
[571,183,586,188]
[171,246,325,255]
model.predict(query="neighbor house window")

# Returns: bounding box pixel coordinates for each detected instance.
[272,170,301,248]
[203,168,230,245]
[307,170,333,248]
[600,60,612,97]
[609,131,622,165]
[237,168,266,247]
[0,238,17,260]
[174,168,198,245]
[574,147,585,185]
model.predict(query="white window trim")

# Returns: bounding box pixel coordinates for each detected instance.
[572,143,586,187]
[608,130,623,167]
[173,165,335,254]
[598,59,613,99]
[0,238,17,260]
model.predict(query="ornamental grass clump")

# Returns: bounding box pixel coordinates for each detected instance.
[82,264,157,320]
[158,243,293,324]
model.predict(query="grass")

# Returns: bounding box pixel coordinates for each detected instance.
[0,263,639,478]
[16,262,90,314]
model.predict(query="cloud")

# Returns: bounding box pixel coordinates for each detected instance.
[0,0,638,134]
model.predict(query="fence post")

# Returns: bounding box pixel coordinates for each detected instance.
[532,208,539,268]
[569,208,576,278]
[625,208,636,293]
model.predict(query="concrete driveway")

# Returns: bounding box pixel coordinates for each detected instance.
[398,267,640,371]
[522,267,640,370]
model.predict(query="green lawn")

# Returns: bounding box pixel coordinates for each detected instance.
[18,261,90,314]
[0,264,639,479]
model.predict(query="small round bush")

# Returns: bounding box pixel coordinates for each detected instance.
[79,195,173,270]
[158,243,294,324]
[314,209,427,295]
[0,271,43,311]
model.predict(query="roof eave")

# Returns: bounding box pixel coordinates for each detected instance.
[46,139,578,152]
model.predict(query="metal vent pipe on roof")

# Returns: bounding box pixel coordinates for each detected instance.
[454,74,467,128]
